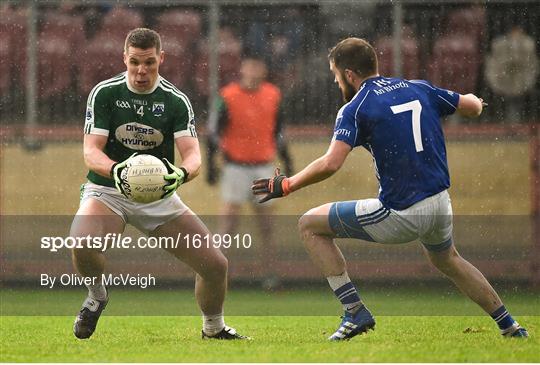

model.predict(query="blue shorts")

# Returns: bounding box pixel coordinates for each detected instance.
[328,201,377,242]
[328,192,454,252]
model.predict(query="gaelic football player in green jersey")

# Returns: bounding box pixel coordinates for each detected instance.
[70,28,248,340]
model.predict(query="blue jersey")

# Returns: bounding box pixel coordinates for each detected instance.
[333,76,460,210]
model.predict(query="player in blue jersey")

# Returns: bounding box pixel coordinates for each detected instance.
[252,37,528,340]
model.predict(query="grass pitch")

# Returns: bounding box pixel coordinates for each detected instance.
[1,288,538,362]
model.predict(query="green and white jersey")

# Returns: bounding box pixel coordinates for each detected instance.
[84,72,196,187]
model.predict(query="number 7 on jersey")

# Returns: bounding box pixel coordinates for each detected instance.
[391,100,423,152]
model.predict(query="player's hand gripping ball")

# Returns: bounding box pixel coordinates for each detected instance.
[161,158,188,199]
[111,154,169,203]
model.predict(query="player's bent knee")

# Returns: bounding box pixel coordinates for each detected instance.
[297,213,312,234]
[198,253,228,280]
[427,245,462,273]
[298,213,319,241]
[299,205,323,229]
[298,205,333,239]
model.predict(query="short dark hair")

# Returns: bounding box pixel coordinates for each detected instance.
[124,28,161,53]
[328,38,378,78]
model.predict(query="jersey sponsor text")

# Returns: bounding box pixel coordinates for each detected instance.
[373,80,409,96]
[115,122,164,150]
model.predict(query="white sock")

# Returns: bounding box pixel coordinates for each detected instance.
[86,280,107,301]
[203,312,225,336]
[327,271,363,313]
[326,271,353,291]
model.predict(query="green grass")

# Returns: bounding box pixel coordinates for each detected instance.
[1,288,539,362]
[1,287,539,316]
[1,315,538,362]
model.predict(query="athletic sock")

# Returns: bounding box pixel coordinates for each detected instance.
[327,272,363,313]
[203,313,225,336]
[86,280,107,301]
[490,305,517,334]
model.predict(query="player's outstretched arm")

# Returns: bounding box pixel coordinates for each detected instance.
[252,140,351,203]
[288,140,351,192]
[83,134,116,178]
[457,93,484,118]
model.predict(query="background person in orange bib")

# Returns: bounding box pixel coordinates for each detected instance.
[207,55,293,288]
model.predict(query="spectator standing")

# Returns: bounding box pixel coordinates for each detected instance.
[485,25,539,123]
[207,56,293,289]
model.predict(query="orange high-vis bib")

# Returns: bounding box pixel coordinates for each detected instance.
[220,82,281,164]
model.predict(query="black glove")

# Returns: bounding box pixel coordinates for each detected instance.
[252,168,291,203]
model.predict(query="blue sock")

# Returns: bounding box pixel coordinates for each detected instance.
[327,272,362,313]
[491,305,516,331]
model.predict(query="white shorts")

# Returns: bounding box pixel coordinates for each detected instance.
[221,163,274,204]
[328,190,453,252]
[80,182,189,234]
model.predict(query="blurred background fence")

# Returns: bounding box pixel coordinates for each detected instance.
[0,0,539,128]
[0,0,539,288]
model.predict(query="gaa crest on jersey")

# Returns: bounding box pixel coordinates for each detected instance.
[115,100,131,108]
[152,102,165,115]
[115,122,164,150]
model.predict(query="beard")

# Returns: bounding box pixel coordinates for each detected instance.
[341,80,357,103]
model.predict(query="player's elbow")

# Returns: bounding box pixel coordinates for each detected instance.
[83,146,98,170]
[83,152,91,169]
[457,94,482,118]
